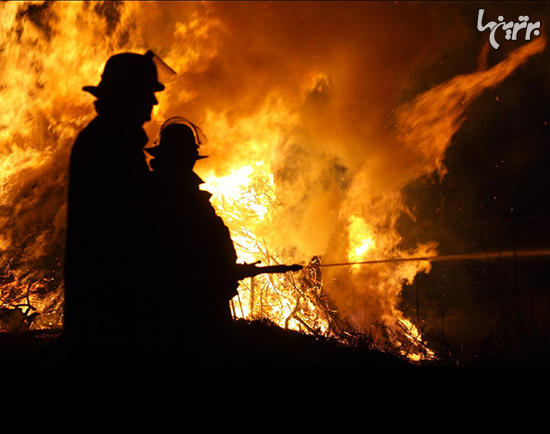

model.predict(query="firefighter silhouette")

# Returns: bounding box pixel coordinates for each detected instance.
[64,51,166,365]
[146,117,242,363]
[147,117,303,364]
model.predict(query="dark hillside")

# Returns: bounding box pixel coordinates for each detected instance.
[0,320,413,366]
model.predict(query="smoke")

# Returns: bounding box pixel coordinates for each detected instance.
[148,1,467,337]
[156,1,457,247]
[1,1,546,345]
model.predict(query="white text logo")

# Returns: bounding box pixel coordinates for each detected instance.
[477,9,541,50]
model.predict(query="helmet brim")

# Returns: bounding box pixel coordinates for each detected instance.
[145,146,208,160]
[82,81,165,98]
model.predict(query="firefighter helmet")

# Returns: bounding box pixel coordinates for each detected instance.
[83,51,165,98]
[146,116,208,161]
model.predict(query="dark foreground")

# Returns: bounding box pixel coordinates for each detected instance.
[0,319,413,366]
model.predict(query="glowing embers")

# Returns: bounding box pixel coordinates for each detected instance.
[396,316,435,362]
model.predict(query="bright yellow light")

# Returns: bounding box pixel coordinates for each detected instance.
[347,215,376,265]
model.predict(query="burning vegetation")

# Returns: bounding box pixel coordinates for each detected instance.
[0,1,547,364]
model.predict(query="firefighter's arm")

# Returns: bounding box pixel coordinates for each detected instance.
[234,261,303,281]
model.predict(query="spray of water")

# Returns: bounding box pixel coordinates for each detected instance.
[321,249,550,268]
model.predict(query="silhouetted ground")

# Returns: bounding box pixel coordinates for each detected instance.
[215,319,413,366]
[0,320,413,366]
[5,319,550,366]
[0,329,64,366]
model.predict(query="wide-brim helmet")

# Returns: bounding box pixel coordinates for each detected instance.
[83,51,165,98]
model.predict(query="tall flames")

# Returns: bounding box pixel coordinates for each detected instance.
[0,2,545,360]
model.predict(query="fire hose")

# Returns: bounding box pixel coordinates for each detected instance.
[240,249,550,278]
[319,249,550,268]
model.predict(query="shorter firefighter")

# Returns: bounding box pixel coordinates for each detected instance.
[147,117,241,363]
[147,117,302,364]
